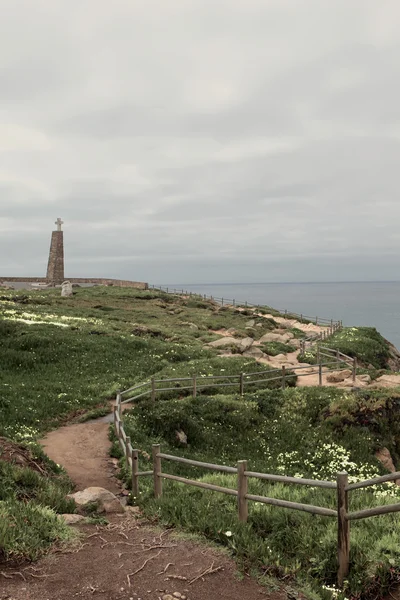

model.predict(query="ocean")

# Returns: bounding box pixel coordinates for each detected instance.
[165,282,400,350]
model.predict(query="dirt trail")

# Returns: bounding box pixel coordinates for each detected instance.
[2,519,285,600]
[40,420,120,494]
[0,419,289,600]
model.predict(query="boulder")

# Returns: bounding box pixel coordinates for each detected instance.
[326,369,352,383]
[259,332,291,343]
[68,487,125,514]
[376,447,397,474]
[61,514,85,525]
[180,321,199,329]
[245,319,255,327]
[243,346,265,359]
[357,374,371,384]
[61,281,73,297]
[237,337,254,353]
[208,336,239,349]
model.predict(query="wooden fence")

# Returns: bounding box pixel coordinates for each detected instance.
[153,284,342,328]
[118,347,355,407]
[113,397,400,587]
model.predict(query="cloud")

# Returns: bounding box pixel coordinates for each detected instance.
[1,0,400,283]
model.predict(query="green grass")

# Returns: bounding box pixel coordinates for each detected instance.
[2,285,400,596]
[118,386,400,598]
[261,341,297,356]
[0,440,75,561]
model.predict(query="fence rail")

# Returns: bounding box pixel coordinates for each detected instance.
[119,351,356,406]
[152,285,342,328]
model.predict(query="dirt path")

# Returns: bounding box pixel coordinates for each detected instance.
[40,420,120,494]
[0,419,289,600]
[2,518,286,600]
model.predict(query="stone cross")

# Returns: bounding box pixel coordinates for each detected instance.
[55,218,64,231]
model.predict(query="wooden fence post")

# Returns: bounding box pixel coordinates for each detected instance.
[319,360,323,386]
[352,358,357,382]
[300,313,303,323]
[126,436,132,469]
[281,366,286,389]
[233,299,235,307]
[337,472,350,587]
[132,449,139,497]
[151,377,156,402]
[239,373,244,395]
[193,375,197,398]
[237,460,248,522]
[221,298,224,306]
[152,444,162,499]
[316,316,318,325]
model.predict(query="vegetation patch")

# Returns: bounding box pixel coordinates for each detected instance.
[0,438,75,561]
[260,341,297,356]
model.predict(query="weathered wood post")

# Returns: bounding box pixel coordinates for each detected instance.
[132,449,139,497]
[352,358,357,382]
[316,316,318,325]
[239,373,244,395]
[152,444,162,499]
[319,359,323,386]
[221,298,224,306]
[282,365,286,389]
[300,313,303,323]
[151,377,156,402]
[337,472,350,587]
[233,299,235,307]
[193,375,197,398]
[237,460,248,522]
[126,436,132,469]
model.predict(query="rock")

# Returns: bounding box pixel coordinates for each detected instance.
[243,346,265,359]
[370,374,400,388]
[162,595,175,600]
[259,332,291,343]
[237,337,254,353]
[176,430,188,445]
[68,487,125,514]
[61,514,85,525]
[245,319,255,327]
[357,374,371,383]
[226,327,237,334]
[61,281,73,297]
[173,594,187,600]
[326,369,352,383]
[376,447,397,473]
[181,321,198,329]
[208,336,239,349]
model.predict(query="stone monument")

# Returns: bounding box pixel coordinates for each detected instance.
[46,218,65,285]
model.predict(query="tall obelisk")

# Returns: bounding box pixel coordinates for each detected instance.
[46,218,65,285]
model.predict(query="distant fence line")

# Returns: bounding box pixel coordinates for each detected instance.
[113,390,400,587]
[152,284,342,328]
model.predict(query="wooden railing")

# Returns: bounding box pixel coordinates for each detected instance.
[118,349,355,407]
[113,397,400,587]
[152,284,342,328]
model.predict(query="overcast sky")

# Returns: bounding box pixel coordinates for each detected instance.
[1,0,399,284]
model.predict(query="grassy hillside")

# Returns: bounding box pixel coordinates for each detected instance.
[1,286,400,598]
